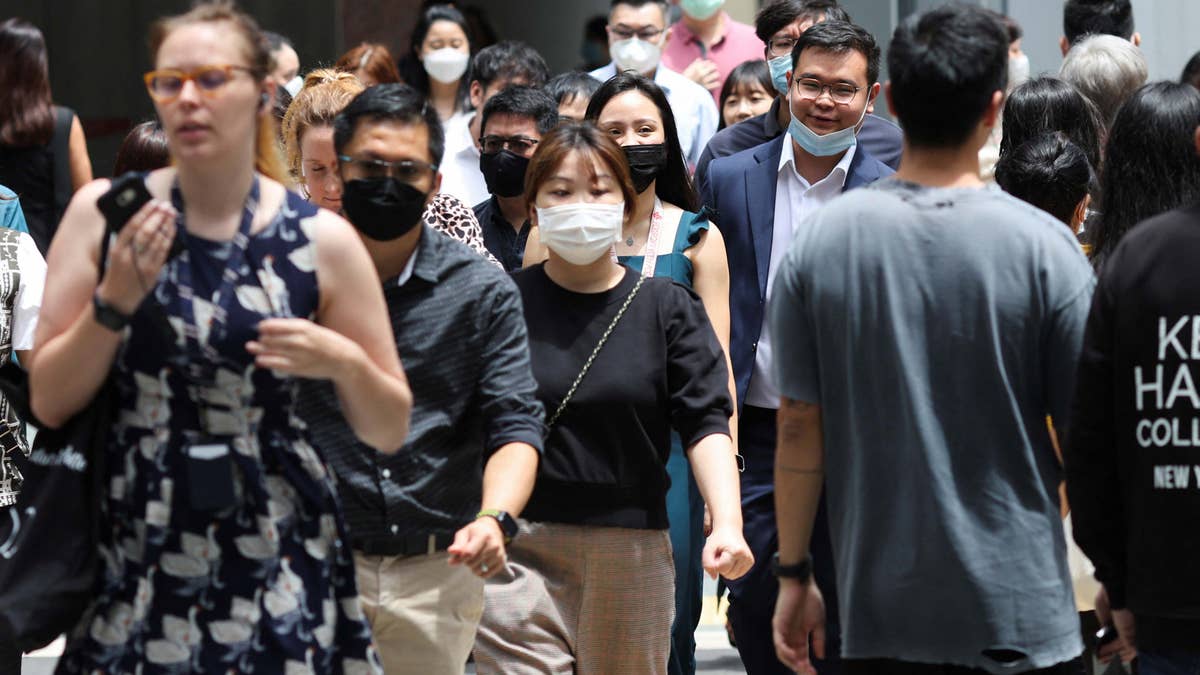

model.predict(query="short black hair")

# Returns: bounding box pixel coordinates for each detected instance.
[472,41,550,91]
[1000,76,1104,177]
[888,4,1008,148]
[790,20,879,86]
[545,71,601,107]
[481,85,560,137]
[755,0,851,44]
[333,83,446,167]
[263,30,292,53]
[1063,0,1134,45]
[1182,51,1200,90]
[610,0,669,20]
[995,132,1093,226]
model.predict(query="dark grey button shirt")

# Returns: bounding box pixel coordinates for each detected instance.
[473,196,530,273]
[297,225,545,543]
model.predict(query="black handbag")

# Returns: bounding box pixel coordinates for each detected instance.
[0,222,118,652]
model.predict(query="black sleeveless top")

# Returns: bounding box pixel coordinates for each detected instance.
[0,106,73,255]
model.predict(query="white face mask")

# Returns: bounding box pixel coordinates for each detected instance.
[611,37,662,74]
[423,47,470,84]
[536,201,625,265]
[1008,53,1030,90]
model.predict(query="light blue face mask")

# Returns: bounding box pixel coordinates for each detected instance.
[769,55,791,96]
[787,98,871,157]
[681,0,725,20]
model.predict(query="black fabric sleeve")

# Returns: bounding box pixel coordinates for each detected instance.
[1064,260,1128,607]
[475,274,546,458]
[661,280,733,449]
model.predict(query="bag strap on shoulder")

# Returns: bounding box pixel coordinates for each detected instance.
[50,107,74,227]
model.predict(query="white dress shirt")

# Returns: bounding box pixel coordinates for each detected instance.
[438,111,489,207]
[589,62,719,168]
[744,138,856,409]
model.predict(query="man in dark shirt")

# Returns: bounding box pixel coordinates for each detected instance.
[297,84,543,675]
[472,86,558,272]
[694,0,903,192]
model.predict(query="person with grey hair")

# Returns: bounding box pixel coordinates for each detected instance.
[1059,33,1147,129]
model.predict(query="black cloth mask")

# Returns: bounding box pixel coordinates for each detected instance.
[622,143,669,194]
[341,177,427,241]
[480,150,531,198]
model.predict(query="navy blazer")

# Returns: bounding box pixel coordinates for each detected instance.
[701,135,894,411]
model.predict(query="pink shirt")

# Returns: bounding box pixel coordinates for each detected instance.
[662,13,766,105]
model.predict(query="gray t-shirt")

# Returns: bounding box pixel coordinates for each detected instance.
[769,179,1094,672]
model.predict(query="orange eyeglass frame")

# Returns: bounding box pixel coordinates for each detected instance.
[143,65,255,103]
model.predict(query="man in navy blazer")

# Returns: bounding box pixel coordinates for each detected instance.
[701,20,893,675]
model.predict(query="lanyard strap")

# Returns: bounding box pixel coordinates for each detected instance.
[640,197,664,278]
[167,178,261,386]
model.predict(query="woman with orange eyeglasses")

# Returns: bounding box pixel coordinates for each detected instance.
[34,3,408,672]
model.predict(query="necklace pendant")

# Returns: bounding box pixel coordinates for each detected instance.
[625,236,635,247]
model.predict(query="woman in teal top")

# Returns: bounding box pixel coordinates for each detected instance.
[590,72,739,675]
[0,185,31,235]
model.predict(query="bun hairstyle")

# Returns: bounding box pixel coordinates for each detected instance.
[282,69,366,182]
[995,131,1093,226]
[148,0,288,183]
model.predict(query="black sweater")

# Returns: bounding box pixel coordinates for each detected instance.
[1066,203,1200,649]
[515,264,732,529]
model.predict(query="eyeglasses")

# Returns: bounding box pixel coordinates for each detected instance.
[768,37,799,57]
[792,78,862,105]
[337,155,438,184]
[143,65,256,102]
[479,135,539,155]
[608,25,664,41]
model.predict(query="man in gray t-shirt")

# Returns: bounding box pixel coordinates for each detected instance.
[767,6,1095,675]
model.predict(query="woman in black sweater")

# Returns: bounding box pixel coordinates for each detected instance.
[473,122,752,674]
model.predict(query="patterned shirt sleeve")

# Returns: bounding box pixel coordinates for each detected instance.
[423,193,503,268]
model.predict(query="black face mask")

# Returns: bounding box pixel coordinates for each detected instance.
[341,177,427,241]
[479,149,531,198]
[622,143,669,194]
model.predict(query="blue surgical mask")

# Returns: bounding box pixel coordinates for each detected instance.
[787,99,871,157]
[769,55,791,96]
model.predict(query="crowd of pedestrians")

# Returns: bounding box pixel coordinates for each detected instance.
[0,0,1199,673]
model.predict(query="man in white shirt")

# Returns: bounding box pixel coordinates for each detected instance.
[590,0,719,167]
[700,20,892,675]
[439,42,549,206]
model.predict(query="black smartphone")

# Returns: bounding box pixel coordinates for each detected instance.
[96,172,152,236]
[96,172,183,259]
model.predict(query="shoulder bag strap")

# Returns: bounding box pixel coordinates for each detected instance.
[50,107,74,227]
[543,274,646,435]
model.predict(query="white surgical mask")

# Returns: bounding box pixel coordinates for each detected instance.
[284,75,303,98]
[1008,53,1030,90]
[787,98,870,157]
[423,47,470,84]
[536,201,625,265]
[611,38,662,75]
[768,55,791,96]
[681,0,725,21]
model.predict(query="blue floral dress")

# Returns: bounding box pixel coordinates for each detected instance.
[56,182,382,674]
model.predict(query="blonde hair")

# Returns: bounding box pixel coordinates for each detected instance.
[148,0,288,183]
[281,69,365,182]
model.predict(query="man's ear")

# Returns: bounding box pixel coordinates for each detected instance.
[1071,193,1091,232]
[1060,36,1070,57]
[982,90,1004,128]
[883,81,896,118]
[430,172,443,201]
[469,80,484,109]
[1132,32,1142,47]
[866,82,881,115]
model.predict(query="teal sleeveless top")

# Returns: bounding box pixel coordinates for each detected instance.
[618,208,712,286]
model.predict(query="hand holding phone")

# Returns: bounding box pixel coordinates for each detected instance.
[97,173,183,260]
[93,175,179,315]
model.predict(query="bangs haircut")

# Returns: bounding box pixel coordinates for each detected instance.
[523,120,636,220]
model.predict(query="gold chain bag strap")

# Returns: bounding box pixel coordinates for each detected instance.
[544,274,646,435]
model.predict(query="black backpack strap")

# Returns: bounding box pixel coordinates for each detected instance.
[50,106,74,227]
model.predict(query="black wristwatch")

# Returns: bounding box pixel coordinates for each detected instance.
[93,293,132,332]
[477,509,519,543]
[771,552,813,582]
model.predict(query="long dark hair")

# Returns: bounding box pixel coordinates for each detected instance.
[1090,81,1200,265]
[397,5,472,110]
[1000,77,1105,176]
[0,18,55,147]
[584,72,699,212]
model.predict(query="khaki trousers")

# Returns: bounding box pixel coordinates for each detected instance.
[354,551,484,675]
[474,520,675,675]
